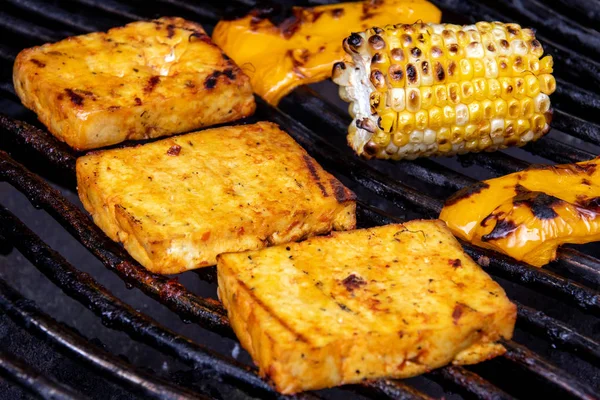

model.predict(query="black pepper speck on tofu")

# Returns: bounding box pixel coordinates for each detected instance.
[217,220,516,394]
[76,122,356,274]
[13,17,255,150]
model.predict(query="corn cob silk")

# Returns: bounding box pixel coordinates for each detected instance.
[332,22,556,160]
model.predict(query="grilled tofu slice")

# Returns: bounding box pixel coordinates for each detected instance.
[13,17,255,150]
[76,122,356,274]
[217,220,516,394]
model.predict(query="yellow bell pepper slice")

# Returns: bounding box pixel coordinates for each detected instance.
[212,0,441,105]
[440,158,600,267]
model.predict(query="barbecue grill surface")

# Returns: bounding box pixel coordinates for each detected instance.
[0,1,599,399]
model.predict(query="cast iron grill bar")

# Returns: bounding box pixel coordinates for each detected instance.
[4,0,105,33]
[0,207,438,400]
[0,1,596,396]
[547,0,600,29]
[429,367,515,400]
[0,151,231,335]
[0,350,85,400]
[501,340,599,400]
[0,277,210,400]
[515,302,600,366]
[0,10,69,44]
[0,142,523,400]
[64,0,149,22]
[523,135,597,165]
[0,206,338,400]
[0,146,592,399]
[2,105,600,315]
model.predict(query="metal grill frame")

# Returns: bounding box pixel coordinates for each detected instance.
[0,0,599,399]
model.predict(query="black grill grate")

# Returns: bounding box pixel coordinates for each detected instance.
[0,1,599,399]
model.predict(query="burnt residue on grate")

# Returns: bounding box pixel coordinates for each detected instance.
[0,0,599,399]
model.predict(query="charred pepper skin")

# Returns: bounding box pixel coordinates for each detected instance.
[212,0,441,105]
[332,22,555,160]
[440,158,600,267]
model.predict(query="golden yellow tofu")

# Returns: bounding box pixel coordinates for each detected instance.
[76,122,356,274]
[217,220,516,394]
[13,17,256,150]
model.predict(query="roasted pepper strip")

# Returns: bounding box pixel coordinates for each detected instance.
[439,158,600,267]
[212,0,441,105]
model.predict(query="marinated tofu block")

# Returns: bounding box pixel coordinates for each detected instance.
[217,220,516,394]
[76,122,356,274]
[13,17,255,150]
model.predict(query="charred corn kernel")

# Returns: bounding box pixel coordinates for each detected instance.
[420,61,434,86]
[482,100,494,119]
[528,58,540,74]
[421,87,434,109]
[389,88,406,111]
[429,107,443,129]
[451,126,465,144]
[378,110,397,133]
[397,111,416,133]
[406,87,421,112]
[478,134,493,150]
[334,21,555,159]
[443,105,456,126]
[525,75,540,97]
[534,93,550,113]
[468,102,483,123]
[539,56,553,74]
[392,131,410,146]
[499,78,514,100]
[513,77,526,99]
[388,64,406,88]
[507,99,521,119]
[515,119,530,135]
[434,85,447,105]
[494,98,508,118]
[465,124,478,141]
[473,78,487,100]
[539,74,556,95]
[460,81,475,104]
[448,82,461,104]
[459,59,473,79]
[415,109,429,130]
[497,56,511,76]
[373,130,392,147]
[521,98,535,119]
[370,92,386,114]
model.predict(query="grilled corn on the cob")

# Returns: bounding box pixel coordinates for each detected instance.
[332,22,555,160]
[212,0,441,105]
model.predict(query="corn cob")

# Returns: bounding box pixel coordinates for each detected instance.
[332,22,555,160]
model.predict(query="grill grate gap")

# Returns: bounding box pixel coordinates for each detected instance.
[0,0,599,398]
